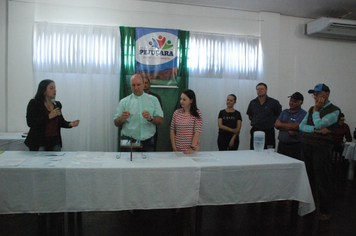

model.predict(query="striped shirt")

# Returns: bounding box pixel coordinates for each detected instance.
[299,102,340,133]
[170,109,203,151]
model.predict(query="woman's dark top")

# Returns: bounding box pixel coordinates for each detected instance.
[25,99,72,151]
[218,109,242,135]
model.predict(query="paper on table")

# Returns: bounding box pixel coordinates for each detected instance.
[43,161,61,167]
[20,156,63,167]
[37,152,66,156]
[155,153,177,159]
[174,152,220,162]
[76,152,103,160]
[71,161,103,168]
[0,158,27,166]
[191,156,220,162]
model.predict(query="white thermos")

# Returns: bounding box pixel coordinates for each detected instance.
[253,131,265,152]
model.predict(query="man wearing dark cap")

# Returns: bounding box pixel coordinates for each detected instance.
[275,92,307,160]
[299,83,341,221]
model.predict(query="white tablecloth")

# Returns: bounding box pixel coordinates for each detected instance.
[0,150,315,216]
[343,142,356,180]
[343,142,356,160]
[196,150,314,216]
[0,133,26,140]
[0,133,27,151]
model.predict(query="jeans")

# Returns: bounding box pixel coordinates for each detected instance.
[38,136,61,151]
[277,142,302,160]
[38,144,61,151]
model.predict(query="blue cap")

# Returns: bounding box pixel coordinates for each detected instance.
[308,83,330,94]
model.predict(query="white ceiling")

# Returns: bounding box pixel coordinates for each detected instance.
[139,0,356,20]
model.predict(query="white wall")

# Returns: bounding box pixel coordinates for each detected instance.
[7,1,35,132]
[277,16,356,124]
[2,0,356,150]
[0,0,6,131]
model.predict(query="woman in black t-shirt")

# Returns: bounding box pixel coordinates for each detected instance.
[217,94,242,150]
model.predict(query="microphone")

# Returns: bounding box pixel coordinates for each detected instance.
[51,99,57,108]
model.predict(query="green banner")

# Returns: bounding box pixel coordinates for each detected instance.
[119,26,189,151]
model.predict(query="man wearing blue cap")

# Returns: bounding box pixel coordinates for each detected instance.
[275,92,307,160]
[299,83,341,221]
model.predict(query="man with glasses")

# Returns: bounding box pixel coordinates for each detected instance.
[299,83,341,221]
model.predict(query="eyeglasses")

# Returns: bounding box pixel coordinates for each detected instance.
[311,92,325,98]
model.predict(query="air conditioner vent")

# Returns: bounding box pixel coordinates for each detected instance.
[305,17,356,41]
[329,23,356,30]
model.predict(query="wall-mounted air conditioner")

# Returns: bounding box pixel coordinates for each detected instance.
[305,17,356,41]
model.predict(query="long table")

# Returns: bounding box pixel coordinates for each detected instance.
[0,132,27,151]
[343,142,356,180]
[0,150,315,217]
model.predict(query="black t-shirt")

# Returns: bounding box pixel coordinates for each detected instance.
[218,109,242,135]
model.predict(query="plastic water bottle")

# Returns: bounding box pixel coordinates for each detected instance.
[253,131,265,152]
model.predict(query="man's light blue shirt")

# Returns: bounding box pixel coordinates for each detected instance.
[299,102,340,133]
[114,93,164,141]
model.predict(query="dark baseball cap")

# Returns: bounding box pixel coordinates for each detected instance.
[308,83,330,94]
[288,92,304,101]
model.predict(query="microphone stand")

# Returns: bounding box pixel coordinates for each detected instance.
[120,136,143,161]
[130,138,133,161]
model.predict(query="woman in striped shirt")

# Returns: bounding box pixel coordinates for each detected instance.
[170,89,203,154]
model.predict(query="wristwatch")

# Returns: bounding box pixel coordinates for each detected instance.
[148,116,153,122]
[190,146,196,150]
